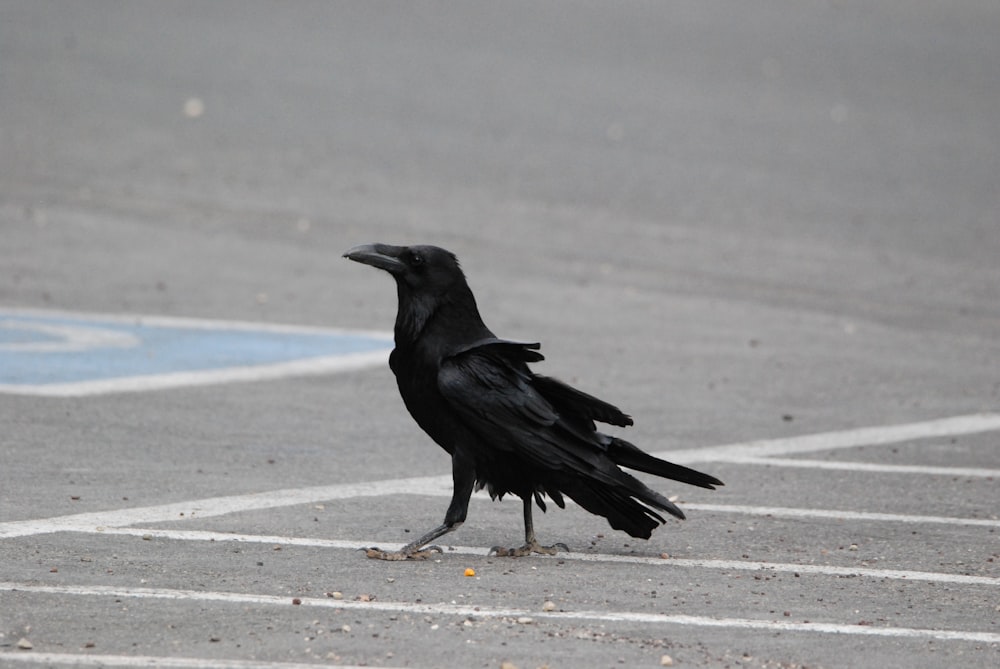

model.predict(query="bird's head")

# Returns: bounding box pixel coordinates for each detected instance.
[344,243,484,343]
[343,243,466,295]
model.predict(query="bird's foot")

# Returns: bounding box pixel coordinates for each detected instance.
[489,540,569,557]
[363,545,443,561]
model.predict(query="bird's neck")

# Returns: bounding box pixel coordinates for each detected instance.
[394,283,492,354]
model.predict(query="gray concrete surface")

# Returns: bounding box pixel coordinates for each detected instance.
[1,1,998,668]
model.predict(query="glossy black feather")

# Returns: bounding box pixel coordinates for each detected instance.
[345,243,722,543]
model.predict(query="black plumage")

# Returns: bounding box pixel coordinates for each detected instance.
[344,243,722,559]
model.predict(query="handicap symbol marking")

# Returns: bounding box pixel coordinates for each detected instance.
[0,308,393,397]
[1,320,141,353]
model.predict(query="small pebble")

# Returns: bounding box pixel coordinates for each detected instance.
[542,600,556,612]
[17,638,33,650]
[516,616,533,625]
[464,568,476,577]
[660,654,674,666]
[183,97,205,118]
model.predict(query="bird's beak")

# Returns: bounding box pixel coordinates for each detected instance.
[343,243,407,275]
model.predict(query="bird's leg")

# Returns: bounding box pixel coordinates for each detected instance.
[364,522,457,561]
[491,497,569,557]
[365,450,475,561]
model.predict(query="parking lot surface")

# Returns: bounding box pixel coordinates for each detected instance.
[2,2,998,668]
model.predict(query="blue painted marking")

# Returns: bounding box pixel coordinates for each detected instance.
[0,310,392,394]
[1,326,61,345]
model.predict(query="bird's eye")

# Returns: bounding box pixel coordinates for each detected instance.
[409,252,424,266]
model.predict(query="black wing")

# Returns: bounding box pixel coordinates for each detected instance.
[436,340,697,536]
[436,340,609,475]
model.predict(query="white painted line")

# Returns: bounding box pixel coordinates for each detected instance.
[0,306,394,396]
[97,527,1000,587]
[0,306,392,339]
[0,652,385,669]
[0,349,391,398]
[2,582,997,644]
[657,412,1000,464]
[721,456,1000,478]
[2,413,997,537]
[3,475,995,539]
[684,503,1000,527]
[0,475,451,538]
[0,321,139,353]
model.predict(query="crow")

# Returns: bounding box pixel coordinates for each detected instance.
[344,243,722,560]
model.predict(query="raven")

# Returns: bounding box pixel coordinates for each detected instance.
[344,243,722,560]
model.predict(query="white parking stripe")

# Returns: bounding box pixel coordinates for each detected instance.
[2,582,997,644]
[0,306,392,337]
[720,456,1000,478]
[657,412,1000,463]
[685,503,1000,527]
[96,527,1000,587]
[0,476,451,539]
[2,480,995,540]
[0,652,386,669]
[0,307,394,397]
[3,350,391,398]
[2,413,997,538]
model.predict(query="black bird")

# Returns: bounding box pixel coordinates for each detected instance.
[344,243,723,560]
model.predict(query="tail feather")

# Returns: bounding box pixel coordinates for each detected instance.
[608,437,723,490]
[561,469,687,539]
[565,483,662,539]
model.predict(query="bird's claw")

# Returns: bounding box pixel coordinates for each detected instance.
[489,541,569,557]
[363,545,443,561]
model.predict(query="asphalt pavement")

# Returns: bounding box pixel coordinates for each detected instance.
[1,2,998,668]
